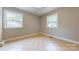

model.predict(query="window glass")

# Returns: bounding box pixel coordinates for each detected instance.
[4,10,23,28]
[47,14,58,28]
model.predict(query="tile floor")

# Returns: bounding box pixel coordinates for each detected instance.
[0,35,79,51]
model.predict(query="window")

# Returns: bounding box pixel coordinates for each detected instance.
[4,10,23,28]
[47,14,58,28]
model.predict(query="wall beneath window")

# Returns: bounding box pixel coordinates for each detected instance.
[3,7,41,39]
[41,7,79,42]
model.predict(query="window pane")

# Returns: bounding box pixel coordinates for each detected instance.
[47,14,58,28]
[4,10,23,28]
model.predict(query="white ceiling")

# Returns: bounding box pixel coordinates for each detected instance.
[17,7,59,16]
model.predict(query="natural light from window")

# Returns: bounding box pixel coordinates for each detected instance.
[47,14,58,28]
[4,10,23,28]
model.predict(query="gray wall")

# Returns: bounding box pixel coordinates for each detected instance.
[41,7,79,42]
[0,7,2,41]
[3,7,79,42]
[3,7,41,39]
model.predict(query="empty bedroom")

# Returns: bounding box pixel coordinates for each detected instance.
[0,7,79,51]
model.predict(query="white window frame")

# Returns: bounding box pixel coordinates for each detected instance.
[3,10,23,29]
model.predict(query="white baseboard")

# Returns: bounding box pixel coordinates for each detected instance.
[4,32,79,45]
[41,33,79,45]
[5,33,41,43]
